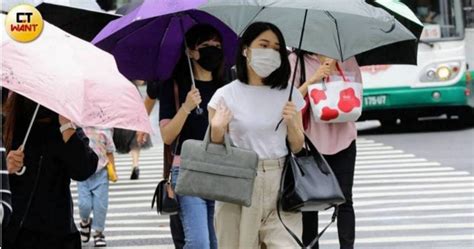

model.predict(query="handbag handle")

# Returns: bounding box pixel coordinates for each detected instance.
[286,136,331,175]
[325,63,348,83]
[202,126,232,155]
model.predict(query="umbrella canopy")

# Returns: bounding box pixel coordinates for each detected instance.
[357,0,423,65]
[0,14,152,133]
[200,0,417,64]
[2,0,119,41]
[370,0,423,26]
[2,0,102,12]
[115,0,143,15]
[92,0,238,81]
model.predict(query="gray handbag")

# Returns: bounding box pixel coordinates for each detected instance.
[175,127,259,207]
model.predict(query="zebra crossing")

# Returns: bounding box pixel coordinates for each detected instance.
[70,137,474,248]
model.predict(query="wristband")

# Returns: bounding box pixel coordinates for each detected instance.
[60,122,76,133]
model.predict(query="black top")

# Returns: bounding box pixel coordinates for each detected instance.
[1,138,12,228]
[159,79,220,156]
[3,120,97,242]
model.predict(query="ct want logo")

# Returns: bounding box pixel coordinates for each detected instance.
[5,4,44,42]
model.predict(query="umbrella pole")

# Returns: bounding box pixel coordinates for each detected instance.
[179,18,203,115]
[325,11,344,62]
[15,103,40,176]
[275,9,308,131]
[288,9,309,102]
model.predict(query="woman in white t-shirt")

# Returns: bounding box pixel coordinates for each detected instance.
[208,22,306,248]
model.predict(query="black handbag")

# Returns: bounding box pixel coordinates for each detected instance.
[151,179,179,215]
[277,136,346,248]
[151,81,181,216]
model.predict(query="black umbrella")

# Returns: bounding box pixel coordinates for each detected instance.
[358,0,424,66]
[2,1,119,42]
[36,3,120,41]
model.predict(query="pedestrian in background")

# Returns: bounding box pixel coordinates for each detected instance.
[129,80,152,180]
[112,80,152,180]
[2,93,98,249]
[290,50,360,249]
[78,127,116,247]
[208,22,306,248]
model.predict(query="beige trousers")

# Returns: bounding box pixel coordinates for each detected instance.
[215,158,302,249]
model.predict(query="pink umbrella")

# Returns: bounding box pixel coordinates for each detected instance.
[0,14,152,135]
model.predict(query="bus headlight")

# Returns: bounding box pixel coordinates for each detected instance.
[420,61,461,82]
[436,66,451,80]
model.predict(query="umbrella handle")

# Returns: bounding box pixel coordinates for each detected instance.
[14,103,40,176]
[185,46,204,115]
[15,165,26,176]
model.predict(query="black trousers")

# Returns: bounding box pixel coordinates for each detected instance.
[302,140,356,249]
[3,228,81,249]
[170,214,185,249]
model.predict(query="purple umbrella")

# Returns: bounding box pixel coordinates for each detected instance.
[92,0,238,82]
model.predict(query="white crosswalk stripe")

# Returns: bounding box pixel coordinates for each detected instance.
[71,139,474,248]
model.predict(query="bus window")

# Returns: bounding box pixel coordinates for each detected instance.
[403,0,464,40]
[464,0,474,28]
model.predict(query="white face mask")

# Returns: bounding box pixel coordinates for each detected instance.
[247,48,281,78]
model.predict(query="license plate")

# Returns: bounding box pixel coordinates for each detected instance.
[364,95,388,107]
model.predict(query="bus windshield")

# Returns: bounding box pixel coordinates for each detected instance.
[403,0,464,40]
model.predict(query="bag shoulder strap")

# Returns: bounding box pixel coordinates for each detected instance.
[173,80,180,113]
[276,200,338,248]
[163,81,181,180]
[172,80,181,155]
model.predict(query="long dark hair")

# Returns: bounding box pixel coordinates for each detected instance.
[172,24,225,87]
[236,22,291,89]
[3,93,56,152]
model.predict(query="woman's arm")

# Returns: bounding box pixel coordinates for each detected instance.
[209,103,232,144]
[209,108,224,144]
[298,81,312,97]
[283,102,304,153]
[287,112,304,153]
[160,87,201,145]
[160,105,191,145]
[298,62,331,97]
[106,152,115,167]
[62,128,98,181]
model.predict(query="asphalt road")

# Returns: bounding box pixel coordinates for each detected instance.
[358,118,474,174]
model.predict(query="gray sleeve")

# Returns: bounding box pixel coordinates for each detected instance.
[292,87,307,111]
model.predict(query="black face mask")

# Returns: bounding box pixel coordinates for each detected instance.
[197,46,223,72]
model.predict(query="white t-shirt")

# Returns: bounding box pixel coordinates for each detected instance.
[208,80,306,160]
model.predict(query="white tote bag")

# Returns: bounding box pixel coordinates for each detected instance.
[307,65,363,123]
